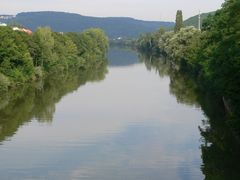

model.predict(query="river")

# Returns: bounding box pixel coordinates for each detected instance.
[0,47,238,180]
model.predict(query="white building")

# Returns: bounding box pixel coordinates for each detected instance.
[12,27,20,31]
[0,22,7,26]
[0,15,15,20]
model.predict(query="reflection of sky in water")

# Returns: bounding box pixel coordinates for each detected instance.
[0,49,205,180]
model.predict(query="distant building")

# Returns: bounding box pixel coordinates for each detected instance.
[13,27,33,35]
[0,15,16,20]
[0,22,7,26]
[0,20,32,35]
[12,27,20,31]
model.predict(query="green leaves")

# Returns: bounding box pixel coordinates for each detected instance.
[0,73,10,91]
[137,0,240,117]
[199,0,240,115]
[0,27,34,84]
[174,10,184,33]
[0,26,109,91]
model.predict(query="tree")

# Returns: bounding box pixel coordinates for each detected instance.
[0,26,109,91]
[0,27,34,83]
[174,10,184,33]
[32,27,55,70]
[198,0,240,117]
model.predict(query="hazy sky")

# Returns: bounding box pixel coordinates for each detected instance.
[1,0,224,21]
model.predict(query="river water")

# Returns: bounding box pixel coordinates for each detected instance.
[0,47,215,179]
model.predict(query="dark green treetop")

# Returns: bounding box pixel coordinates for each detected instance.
[174,10,184,32]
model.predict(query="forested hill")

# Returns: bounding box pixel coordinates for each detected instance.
[183,11,215,28]
[2,11,174,38]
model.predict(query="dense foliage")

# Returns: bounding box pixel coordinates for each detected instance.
[174,10,183,33]
[199,0,240,120]
[0,26,109,91]
[137,0,240,124]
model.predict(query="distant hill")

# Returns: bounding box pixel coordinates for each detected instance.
[2,11,174,38]
[184,11,215,28]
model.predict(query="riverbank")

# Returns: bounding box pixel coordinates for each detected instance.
[0,26,109,92]
[0,47,206,179]
[136,0,240,124]
[0,60,108,143]
[138,52,240,179]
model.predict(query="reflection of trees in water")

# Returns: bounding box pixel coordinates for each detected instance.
[139,52,200,107]
[138,53,171,78]
[0,60,108,143]
[169,73,200,107]
[199,97,240,180]
[200,120,240,179]
[140,52,240,180]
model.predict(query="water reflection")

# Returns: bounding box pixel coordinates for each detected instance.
[0,61,108,143]
[0,48,205,179]
[139,53,240,180]
[2,47,238,179]
[108,47,140,67]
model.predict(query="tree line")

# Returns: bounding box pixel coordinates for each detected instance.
[0,26,109,91]
[136,0,240,125]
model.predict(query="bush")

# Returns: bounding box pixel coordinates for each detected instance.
[0,73,11,91]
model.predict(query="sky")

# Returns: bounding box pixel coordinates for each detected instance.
[1,0,224,21]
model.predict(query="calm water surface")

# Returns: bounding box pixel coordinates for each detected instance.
[0,48,206,179]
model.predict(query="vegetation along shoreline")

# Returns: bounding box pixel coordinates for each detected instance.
[0,26,109,92]
[136,0,240,133]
